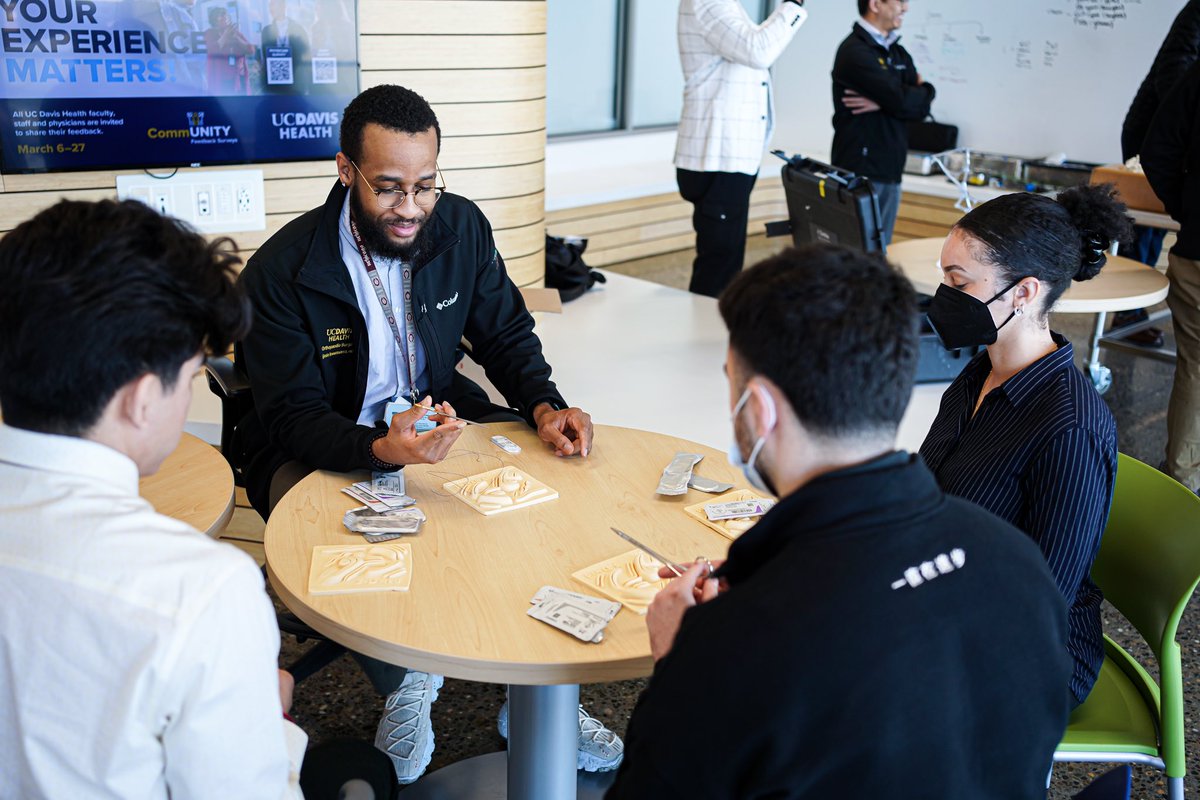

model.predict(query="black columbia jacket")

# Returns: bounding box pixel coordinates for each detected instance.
[234,182,566,516]
[831,23,935,183]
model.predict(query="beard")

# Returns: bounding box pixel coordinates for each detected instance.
[349,187,435,265]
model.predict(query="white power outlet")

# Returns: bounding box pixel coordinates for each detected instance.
[215,184,234,217]
[236,184,253,216]
[117,169,265,234]
[195,186,213,218]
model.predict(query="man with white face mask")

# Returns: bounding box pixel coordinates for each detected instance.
[607,245,1073,799]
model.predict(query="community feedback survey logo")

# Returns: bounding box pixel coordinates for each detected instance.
[146,111,235,144]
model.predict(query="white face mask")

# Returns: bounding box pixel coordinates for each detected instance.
[728,385,777,495]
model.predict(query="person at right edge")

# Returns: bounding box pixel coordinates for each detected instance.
[1115,0,1200,347]
[675,0,809,298]
[920,184,1131,707]
[1142,59,1200,496]
[607,245,1070,798]
[831,0,933,246]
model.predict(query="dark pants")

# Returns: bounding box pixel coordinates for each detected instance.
[677,168,758,298]
[1119,224,1167,267]
[267,371,524,695]
[873,181,901,248]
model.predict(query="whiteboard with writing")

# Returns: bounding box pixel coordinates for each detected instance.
[771,0,1184,165]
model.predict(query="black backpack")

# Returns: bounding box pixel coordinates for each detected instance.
[545,234,606,302]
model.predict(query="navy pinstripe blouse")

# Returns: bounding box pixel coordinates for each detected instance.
[919,333,1117,704]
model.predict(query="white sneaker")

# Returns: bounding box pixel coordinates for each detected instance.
[496,701,624,772]
[374,671,444,785]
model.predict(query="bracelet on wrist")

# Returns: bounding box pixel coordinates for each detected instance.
[366,429,402,472]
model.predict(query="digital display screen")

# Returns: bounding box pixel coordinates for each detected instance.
[0,0,358,172]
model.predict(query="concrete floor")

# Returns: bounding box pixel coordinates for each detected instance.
[278,236,1198,799]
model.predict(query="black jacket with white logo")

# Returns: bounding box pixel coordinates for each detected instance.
[830,24,935,183]
[235,182,565,516]
[609,453,1071,799]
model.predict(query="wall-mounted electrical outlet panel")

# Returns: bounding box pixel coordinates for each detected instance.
[117,169,266,234]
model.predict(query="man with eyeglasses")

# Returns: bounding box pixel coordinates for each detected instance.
[235,84,616,787]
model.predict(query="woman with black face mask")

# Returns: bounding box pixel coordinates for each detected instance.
[919,184,1131,709]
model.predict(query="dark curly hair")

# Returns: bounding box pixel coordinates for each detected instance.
[0,199,249,436]
[340,84,441,162]
[720,244,918,438]
[952,184,1133,318]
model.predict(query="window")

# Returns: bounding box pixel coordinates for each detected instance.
[547,0,770,137]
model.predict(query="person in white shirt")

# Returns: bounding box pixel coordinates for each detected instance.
[675,0,808,297]
[0,198,305,799]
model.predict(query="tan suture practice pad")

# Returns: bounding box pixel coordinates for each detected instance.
[309,542,413,595]
[572,549,672,615]
[443,466,558,516]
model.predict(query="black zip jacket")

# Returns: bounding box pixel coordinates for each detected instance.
[234,182,566,515]
[830,24,935,183]
[1121,0,1200,161]
[1143,60,1200,260]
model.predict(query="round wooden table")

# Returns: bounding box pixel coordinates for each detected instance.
[886,236,1171,392]
[139,432,235,537]
[265,422,746,799]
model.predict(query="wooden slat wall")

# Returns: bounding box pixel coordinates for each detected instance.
[893,192,966,243]
[0,0,548,287]
[546,179,965,268]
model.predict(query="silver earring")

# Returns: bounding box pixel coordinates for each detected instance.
[1014,306,1024,317]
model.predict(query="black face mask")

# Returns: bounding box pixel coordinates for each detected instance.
[926,278,1023,350]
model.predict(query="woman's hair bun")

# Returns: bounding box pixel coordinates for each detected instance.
[1055,183,1133,282]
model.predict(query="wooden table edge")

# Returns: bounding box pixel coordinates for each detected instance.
[266,560,656,685]
[206,490,236,538]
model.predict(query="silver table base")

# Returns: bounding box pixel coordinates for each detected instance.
[403,684,617,800]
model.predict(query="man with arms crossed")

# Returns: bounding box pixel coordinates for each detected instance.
[831,0,935,246]
[607,245,1071,797]
[236,84,617,783]
[0,199,303,798]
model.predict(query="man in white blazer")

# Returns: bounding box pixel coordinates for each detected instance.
[675,0,808,297]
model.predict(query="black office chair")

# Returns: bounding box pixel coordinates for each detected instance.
[203,355,347,684]
[202,355,253,488]
[301,739,398,800]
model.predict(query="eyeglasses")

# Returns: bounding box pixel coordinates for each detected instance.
[349,160,445,209]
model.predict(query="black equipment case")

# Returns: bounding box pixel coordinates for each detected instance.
[766,152,981,384]
[768,152,886,255]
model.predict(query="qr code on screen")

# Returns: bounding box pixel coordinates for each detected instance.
[266,57,293,85]
[311,57,337,84]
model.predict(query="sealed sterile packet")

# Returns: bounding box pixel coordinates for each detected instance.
[687,474,734,493]
[343,506,427,542]
[704,499,775,521]
[527,586,619,643]
[656,452,704,496]
[371,470,406,497]
[530,586,621,621]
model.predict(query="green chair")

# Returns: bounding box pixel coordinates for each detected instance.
[1055,454,1200,800]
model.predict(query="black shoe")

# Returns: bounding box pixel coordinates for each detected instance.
[1112,309,1148,327]
[1124,327,1165,348]
[1111,309,1165,348]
